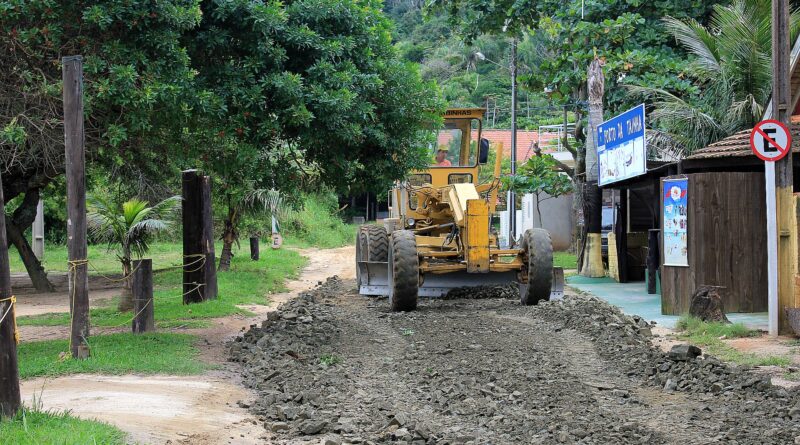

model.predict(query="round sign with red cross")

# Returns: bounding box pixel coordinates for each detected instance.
[750,120,792,162]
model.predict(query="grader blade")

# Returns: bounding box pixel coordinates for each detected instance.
[418,270,519,297]
[518,267,565,301]
[357,260,390,296]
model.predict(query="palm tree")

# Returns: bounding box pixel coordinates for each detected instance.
[218,186,289,271]
[88,195,181,311]
[629,0,800,155]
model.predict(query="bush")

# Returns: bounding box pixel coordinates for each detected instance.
[283,193,357,248]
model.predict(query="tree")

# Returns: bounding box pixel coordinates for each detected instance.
[183,0,443,258]
[502,153,573,227]
[630,0,800,155]
[0,1,203,290]
[88,195,181,312]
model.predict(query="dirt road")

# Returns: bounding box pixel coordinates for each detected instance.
[21,246,356,445]
[232,278,800,445]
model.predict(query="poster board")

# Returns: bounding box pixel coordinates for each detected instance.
[597,104,647,186]
[662,177,688,267]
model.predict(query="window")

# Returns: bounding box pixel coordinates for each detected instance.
[448,174,473,184]
[429,118,481,167]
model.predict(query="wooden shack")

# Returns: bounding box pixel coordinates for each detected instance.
[660,129,800,314]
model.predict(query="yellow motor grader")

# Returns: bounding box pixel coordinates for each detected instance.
[356,108,563,311]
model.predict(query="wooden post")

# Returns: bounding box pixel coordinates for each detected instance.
[201,175,217,300]
[183,170,204,304]
[250,236,260,261]
[63,56,90,359]
[773,0,796,335]
[647,229,660,294]
[131,259,154,334]
[0,171,21,418]
[616,190,628,283]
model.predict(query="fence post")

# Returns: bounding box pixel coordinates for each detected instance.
[132,259,154,333]
[250,236,260,261]
[63,55,90,359]
[0,171,21,418]
[183,170,204,303]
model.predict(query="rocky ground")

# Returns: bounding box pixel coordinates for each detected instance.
[230,278,800,444]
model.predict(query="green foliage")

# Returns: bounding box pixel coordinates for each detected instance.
[630,0,800,154]
[428,0,717,116]
[675,315,760,339]
[503,154,573,197]
[283,193,357,248]
[0,408,127,445]
[88,195,181,263]
[188,0,444,196]
[319,353,342,367]
[17,333,207,378]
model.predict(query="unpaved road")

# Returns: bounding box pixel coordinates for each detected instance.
[20,246,355,445]
[232,278,800,445]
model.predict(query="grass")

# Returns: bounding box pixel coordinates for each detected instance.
[554,251,577,269]
[674,315,790,367]
[18,333,207,379]
[283,193,358,248]
[8,241,185,274]
[19,242,306,328]
[319,353,341,367]
[0,407,127,445]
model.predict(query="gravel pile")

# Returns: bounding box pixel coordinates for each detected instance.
[231,281,800,444]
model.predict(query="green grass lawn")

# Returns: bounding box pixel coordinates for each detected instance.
[18,242,306,328]
[1,408,127,445]
[675,316,790,367]
[18,333,207,379]
[554,251,577,269]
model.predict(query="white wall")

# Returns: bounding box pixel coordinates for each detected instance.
[519,193,574,251]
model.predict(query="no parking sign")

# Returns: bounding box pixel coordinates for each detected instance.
[750,119,792,161]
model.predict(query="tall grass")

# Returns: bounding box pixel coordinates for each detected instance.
[283,193,357,248]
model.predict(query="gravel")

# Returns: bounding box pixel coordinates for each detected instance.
[230,279,800,444]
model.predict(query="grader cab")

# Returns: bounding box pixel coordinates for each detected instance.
[356,108,563,311]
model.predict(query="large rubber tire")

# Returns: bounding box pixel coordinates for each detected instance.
[356,225,389,262]
[520,228,554,305]
[389,230,419,312]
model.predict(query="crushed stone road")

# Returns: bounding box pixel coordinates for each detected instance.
[230,277,800,444]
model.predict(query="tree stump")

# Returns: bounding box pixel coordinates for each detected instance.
[689,285,730,323]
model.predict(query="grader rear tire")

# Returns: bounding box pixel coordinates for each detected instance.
[357,225,389,262]
[520,228,553,305]
[389,230,418,312]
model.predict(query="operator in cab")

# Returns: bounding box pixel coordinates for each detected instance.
[434,146,452,167]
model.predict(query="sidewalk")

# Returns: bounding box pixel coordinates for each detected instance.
[567,276,768,330]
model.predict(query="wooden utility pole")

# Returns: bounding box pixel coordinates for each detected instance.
[63,56,90,359]
[131,259,154,333]
[772,0,796,334]
[0,171,21,418]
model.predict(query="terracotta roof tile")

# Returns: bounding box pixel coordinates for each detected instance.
[686,124,800,160]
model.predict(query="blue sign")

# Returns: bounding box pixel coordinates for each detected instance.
[597,104,647,186]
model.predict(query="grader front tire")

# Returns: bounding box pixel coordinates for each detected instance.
[520,228,554,306]
[357,225,389,262]
[389,230,419,312]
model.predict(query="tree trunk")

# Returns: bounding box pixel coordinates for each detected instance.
[218,204,238,272]
[6,189,53,292]
[117,256,134,312]
[580,58,605,278]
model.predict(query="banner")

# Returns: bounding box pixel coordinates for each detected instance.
[597,104,647,186]
[663,178,688,267]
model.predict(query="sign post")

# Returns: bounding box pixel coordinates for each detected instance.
[750,120,792,337]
